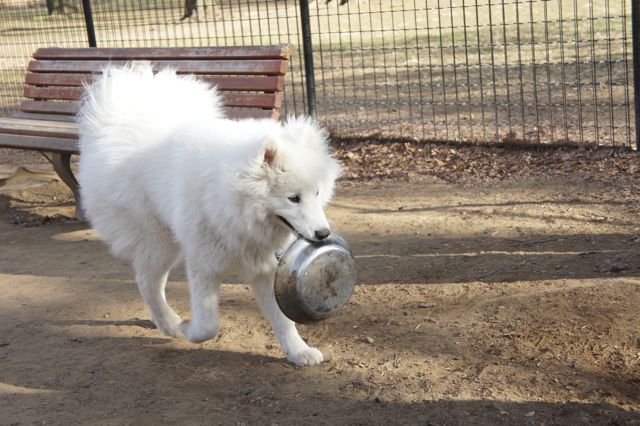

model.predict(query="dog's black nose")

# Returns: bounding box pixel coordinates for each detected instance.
[314,228,330,240]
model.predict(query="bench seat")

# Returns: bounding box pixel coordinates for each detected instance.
[0,45,291,218]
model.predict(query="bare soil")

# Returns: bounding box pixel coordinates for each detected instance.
[1,144,639,425]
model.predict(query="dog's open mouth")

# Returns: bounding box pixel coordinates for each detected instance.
[277,215,297,234]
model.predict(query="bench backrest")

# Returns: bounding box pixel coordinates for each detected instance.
[21,46,289,121]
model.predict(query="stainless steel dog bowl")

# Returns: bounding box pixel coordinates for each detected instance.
[274,233,357,324]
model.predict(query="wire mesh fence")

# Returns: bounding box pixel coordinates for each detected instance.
[0,0,635,146]
[310,0,634,146]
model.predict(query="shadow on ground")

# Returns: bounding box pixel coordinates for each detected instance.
[1,329,638,425]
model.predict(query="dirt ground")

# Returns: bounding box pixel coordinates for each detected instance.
[1,144,640,425]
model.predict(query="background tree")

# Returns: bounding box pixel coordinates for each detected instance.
[46,0,78,15]
[181,0,221,21]
[180,0,197,20]
[180,0,349,21]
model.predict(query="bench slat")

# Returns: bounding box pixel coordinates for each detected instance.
[20,101,280,118]
[11,112,77,122]
[0,107,277,144]
[227,108,278,120]
[20,100,77,115]
[34,46,290,60]
[29,59,288,76]
[23,87,283,109]
[0,117,78,139]
[25,72,92,87]
[224,93,282,109]
[24,86,82,101]
[21,92,282,111]
[202,75,284,92]
[0,117,78,129]
[25,73,284,92]
[0,132,78,154]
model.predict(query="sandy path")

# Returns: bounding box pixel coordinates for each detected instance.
[0,163,639,424]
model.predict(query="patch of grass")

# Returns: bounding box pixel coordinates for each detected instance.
[0,0,633,144]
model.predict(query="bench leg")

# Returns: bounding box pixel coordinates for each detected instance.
[51,153,84,220]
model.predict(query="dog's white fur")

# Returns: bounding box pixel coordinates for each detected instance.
[77,65,341,366]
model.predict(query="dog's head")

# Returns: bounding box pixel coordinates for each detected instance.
[252,116,341,242]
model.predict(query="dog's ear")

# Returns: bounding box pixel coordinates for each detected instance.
[262,137,279,167]
[264,147,277,166]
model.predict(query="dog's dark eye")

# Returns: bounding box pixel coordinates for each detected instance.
[288,195,301,203]
[316,190,319,196]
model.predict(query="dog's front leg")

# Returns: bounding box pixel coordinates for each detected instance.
[179,259,222,343]
[250,275,324,366]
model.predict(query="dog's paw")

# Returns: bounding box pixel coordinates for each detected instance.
[179,319,219,343]
[152,313,182,337]
[287,347,324,366]
[154,321,181,337]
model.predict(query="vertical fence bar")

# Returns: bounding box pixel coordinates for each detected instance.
[81,0,97,47]
[632,0,640,149]
[298,0,316,117]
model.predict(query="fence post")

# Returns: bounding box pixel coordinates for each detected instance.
[81,0,97,47]
[633,0,640,149]
[298,0,317,118]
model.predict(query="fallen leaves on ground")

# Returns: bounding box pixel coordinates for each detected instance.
[333,138,639,187]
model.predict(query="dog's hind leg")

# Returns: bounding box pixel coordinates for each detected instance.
[250,276,324,366]
[132,237,183,337]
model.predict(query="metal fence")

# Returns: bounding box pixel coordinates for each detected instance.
[0,0,636,147]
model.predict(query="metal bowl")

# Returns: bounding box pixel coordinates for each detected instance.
[274,232,357,324]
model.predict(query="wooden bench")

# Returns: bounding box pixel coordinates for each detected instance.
[0,45,290,218]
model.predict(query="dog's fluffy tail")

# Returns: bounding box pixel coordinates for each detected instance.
[78,64,224,152]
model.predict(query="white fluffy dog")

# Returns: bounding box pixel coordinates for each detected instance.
[77,65,341,366]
